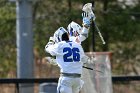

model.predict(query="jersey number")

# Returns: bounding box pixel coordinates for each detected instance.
[63,47,80,62]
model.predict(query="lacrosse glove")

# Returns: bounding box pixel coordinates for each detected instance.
[82,12,91,27]
[45,37,54,49]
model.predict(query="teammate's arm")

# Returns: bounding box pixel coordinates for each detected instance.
[45,37,59,56]
[78,27,89,42]
[79,12,95,42]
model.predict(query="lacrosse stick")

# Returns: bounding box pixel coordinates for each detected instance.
[82,3,106,44]
[83,66,104,73]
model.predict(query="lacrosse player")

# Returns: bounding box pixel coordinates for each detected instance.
[45,12,94,64]
[45,27,86,93]
[67,12,94,44]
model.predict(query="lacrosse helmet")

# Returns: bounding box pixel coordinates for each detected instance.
[67,21,82,36]
[53,27,67,43]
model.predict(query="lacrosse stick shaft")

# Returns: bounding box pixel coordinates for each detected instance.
[83,66,93,70]
[82,66,104,73]
[93,21,106,44]
[91,10,106,44]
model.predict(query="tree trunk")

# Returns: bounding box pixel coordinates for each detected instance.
[67,0,72,22]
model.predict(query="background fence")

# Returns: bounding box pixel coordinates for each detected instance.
[0,76,140,93]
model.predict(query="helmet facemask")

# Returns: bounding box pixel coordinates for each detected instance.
[67,21,82,37]
[53,27,67,43]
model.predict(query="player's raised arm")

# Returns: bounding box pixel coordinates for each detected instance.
[45,27,68,56]
[80,12,96,41]
[67,12,94,43]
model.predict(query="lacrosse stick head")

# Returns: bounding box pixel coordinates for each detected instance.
[82,3,93,12]
[82,3,96,21]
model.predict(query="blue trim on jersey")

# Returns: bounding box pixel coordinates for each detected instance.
[66,41,72,43]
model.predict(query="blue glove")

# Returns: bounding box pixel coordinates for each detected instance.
[82,12,93,27]
[82,17,91,27]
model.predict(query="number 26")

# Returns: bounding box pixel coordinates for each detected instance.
[63,47,80,62]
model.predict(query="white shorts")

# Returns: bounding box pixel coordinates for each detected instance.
[57,76,84,93]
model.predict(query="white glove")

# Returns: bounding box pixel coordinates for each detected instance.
[82,12,93,27]
[81,55,90,63]
[82,12,96,25]
[49,36,54,42]
[45,57,57,66]
[45,37,54,49]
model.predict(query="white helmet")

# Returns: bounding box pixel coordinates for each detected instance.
[53,27,67,43]
[67,21,82,36]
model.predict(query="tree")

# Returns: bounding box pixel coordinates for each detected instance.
[0,1,16,77]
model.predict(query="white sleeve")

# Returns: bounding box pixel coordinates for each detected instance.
[81,55,90,64]
[82,27,89,34]
[78,44,90,63]
[45,44,59,56]
[79,27,89,42]
[78,44,87,62]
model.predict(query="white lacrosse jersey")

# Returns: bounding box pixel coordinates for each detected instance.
[45,41,85,74]
[69,36,85,44]
[69,27,89,44]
